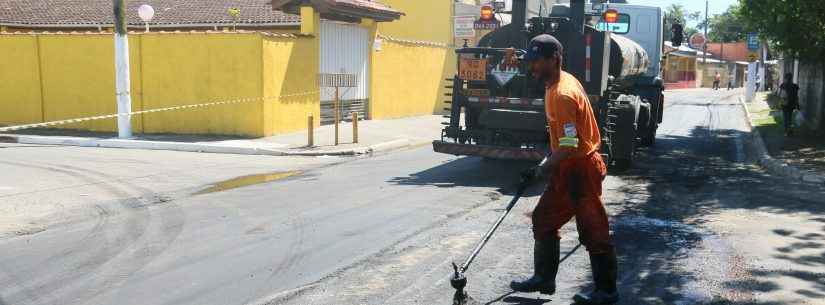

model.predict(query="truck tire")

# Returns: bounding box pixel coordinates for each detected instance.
[610,100,638,170]
[640,124,657,146]
[638,102,655,147]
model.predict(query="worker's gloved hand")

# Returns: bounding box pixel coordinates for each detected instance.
[522,155,550,183]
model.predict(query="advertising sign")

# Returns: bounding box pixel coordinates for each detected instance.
[689,33,706,49]
[747,33,760,50]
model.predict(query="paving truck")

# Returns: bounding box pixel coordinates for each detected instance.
[433,0,664,168]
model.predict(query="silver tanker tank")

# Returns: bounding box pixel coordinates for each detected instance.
[608,34,650,82]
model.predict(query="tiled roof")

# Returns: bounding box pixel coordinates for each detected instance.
[271,0,402,21]
[332,0,401,15]
[0,0,300,27]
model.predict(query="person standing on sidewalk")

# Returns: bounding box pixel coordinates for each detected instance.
[727,73,734,90]
[779,73,800,136]
[713,72,721,90]
[510,34,618,305]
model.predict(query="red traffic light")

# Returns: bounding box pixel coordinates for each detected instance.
[604,9,619,23]
[480,5,494,21]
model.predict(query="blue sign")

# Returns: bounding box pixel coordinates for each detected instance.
[747,33,760,50]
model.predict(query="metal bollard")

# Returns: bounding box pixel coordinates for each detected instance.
[308,115,314,147]
[352,112,359,144]
[334,87,340,146]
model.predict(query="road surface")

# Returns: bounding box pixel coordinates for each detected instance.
[1,89,824,305]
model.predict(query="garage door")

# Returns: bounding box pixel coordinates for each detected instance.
[320,21,370,124]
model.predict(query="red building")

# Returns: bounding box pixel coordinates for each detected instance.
[705,42,751,62]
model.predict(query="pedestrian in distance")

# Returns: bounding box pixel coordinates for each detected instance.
[713,72,721,90]
[727,73,734,90]
[512,34,618,305]
[779,73,800,136]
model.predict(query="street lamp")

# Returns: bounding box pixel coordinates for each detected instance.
[138,4,155,32]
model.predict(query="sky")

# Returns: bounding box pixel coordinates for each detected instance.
[625,0,739,27]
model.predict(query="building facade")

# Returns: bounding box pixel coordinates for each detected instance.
[0,0,458,136]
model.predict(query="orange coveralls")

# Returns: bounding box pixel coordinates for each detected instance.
[532,71,612,254]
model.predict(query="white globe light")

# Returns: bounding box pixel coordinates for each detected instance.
[138,4,155,22]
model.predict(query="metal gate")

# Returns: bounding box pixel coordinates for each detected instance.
[320,21,370,124]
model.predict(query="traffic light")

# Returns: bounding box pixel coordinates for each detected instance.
[671,22,684,47]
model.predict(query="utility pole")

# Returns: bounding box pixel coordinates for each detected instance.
[703,0,708,64]
[114,0,132,138]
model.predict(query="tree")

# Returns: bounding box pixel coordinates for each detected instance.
[739,0,825,59]
[708,4,748,43]
[663,4,701,42]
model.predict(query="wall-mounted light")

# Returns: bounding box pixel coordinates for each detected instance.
[138,4,155,32]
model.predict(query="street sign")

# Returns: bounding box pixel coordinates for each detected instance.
[454,16,476,39]
[747,33,759,50]
[747,52,758,62]
[689,33,706,49]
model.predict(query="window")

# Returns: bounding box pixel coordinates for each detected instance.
[595,14,630,34]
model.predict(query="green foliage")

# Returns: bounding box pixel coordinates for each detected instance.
[708,4,748,43]
[739,0,825,59]
[663,4,701,42]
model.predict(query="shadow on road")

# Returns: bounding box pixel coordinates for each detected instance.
[388,156,543,196]
[599,124,825,304]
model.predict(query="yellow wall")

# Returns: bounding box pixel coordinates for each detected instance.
[378,0,453,44]
[37,34,142,132]
[0,31,319,137]
[369,0,457,119]
[370,42,452,119]
[140,33,262,136]
[262,34,320,136]
[0,35,42,125]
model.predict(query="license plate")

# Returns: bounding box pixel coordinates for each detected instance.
[459,58,487,81]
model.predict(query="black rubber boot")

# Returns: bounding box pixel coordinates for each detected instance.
[574,248,619,304]
[510,239,560,295]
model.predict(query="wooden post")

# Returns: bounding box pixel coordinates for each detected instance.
[307,115,314,147]
[352,112,359,143]
[334,86,340,146]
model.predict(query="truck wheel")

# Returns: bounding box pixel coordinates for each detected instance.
[608,102,637,170]
[613,158,632,171]
[637,102,654,147]
[640,124,657,146]
[612,136,635,171]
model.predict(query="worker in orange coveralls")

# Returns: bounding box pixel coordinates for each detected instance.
[510,34,618,305]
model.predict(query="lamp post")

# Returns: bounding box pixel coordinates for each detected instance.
[114,0,132,138]
[703,0,708,64]
[138,4,155,32]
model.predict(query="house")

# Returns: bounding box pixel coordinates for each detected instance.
[663,41,698,89]
[0,0,301,32]
[0,0,457,137]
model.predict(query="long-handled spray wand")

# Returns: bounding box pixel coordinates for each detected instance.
[451,173,534,305]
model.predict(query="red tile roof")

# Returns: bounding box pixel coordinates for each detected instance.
[0,0,300,27]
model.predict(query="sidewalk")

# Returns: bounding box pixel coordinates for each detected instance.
[1,115,443,157]
[743,92,825,184]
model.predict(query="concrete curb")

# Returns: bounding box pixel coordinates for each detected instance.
[2,134,427,158]
[739,97,825,185]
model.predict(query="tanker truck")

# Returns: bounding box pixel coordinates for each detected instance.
[433,0,664,169]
